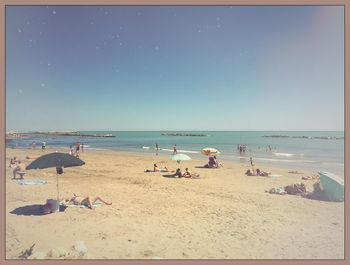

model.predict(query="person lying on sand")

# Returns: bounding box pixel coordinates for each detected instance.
[182,168,200,178]
[288,170,303,174]
[145,163,169,172]
[165,168,183,178]
[245,169,270,177]
[256,168,269,176]
[245,169,255,176]
[25,156,38,160]
[62,194,112,209]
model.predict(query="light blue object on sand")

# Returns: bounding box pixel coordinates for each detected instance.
[318,171,344,202]
[63,201,102,209]
[171,154,192,163]
[13,178,47,185]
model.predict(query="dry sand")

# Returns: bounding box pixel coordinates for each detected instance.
[5,147,344,259]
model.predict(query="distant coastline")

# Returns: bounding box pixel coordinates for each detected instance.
[5,131,116,139]
[161,133,209,137]
[263,135,344,140]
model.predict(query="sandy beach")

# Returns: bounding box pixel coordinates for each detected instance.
[5,147,344,259]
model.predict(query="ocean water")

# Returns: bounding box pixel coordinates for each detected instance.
[6,131,344,177]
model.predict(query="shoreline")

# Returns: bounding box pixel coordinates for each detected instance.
[6,145,344,177]
[5,147,344,259]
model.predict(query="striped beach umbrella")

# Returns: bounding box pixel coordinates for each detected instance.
[201,147,220,156]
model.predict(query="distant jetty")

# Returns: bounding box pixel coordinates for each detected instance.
[263,135,343,140]
[6,131,116,138]
[161,133,209,137]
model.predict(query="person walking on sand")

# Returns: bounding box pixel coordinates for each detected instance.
[173,144,177,155]
[81,143,84,152]
[249,157,254,167]
[41,141,46,151]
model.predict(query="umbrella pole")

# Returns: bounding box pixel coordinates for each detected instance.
[56,173,59,202]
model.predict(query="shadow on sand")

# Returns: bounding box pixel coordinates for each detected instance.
[10,204,68,216]
[162,174,179,179]
[302,192,336,202]
[10,204,46,216]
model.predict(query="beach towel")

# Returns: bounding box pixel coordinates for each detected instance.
[268,174,282,177]
[13,179,47,185]
[62,201,102,209]
[267,187,286,195]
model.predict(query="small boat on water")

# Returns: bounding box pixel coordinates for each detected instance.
[318,171,344,202]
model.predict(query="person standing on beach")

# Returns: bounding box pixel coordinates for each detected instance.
[76,142,80,154]
[41,142,46,151]
[81,143,84,152]
[69,145,74,155]
[173,144,178,155]
[249,157,254,167]
[156,143,159,156]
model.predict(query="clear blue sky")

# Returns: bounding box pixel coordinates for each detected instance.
[6,6,344,131]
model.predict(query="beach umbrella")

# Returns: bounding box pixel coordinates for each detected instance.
[201,147,220,156]
[26,152,85,201]
[171,153,192,164]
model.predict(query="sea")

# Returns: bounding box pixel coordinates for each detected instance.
[6,131,345,177]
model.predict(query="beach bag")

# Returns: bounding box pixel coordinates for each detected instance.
[56,167,63,174]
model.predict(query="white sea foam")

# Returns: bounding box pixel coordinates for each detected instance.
[254,157,315,163]
[273,152,295,157]
[161,148,199,154]
[142,146,151,149]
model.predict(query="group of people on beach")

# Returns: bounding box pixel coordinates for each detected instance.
[203,156,222,168]
[237,144,247,153]
[144,164,200,178]
[69,142,84,157]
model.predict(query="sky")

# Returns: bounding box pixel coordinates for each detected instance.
[6,6,344,131]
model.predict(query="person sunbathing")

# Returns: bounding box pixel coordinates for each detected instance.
[256,168,269,176]
[145,164,169,172]
[63,194,112,209]
[182,168,200,178]
[245,169,256,176]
